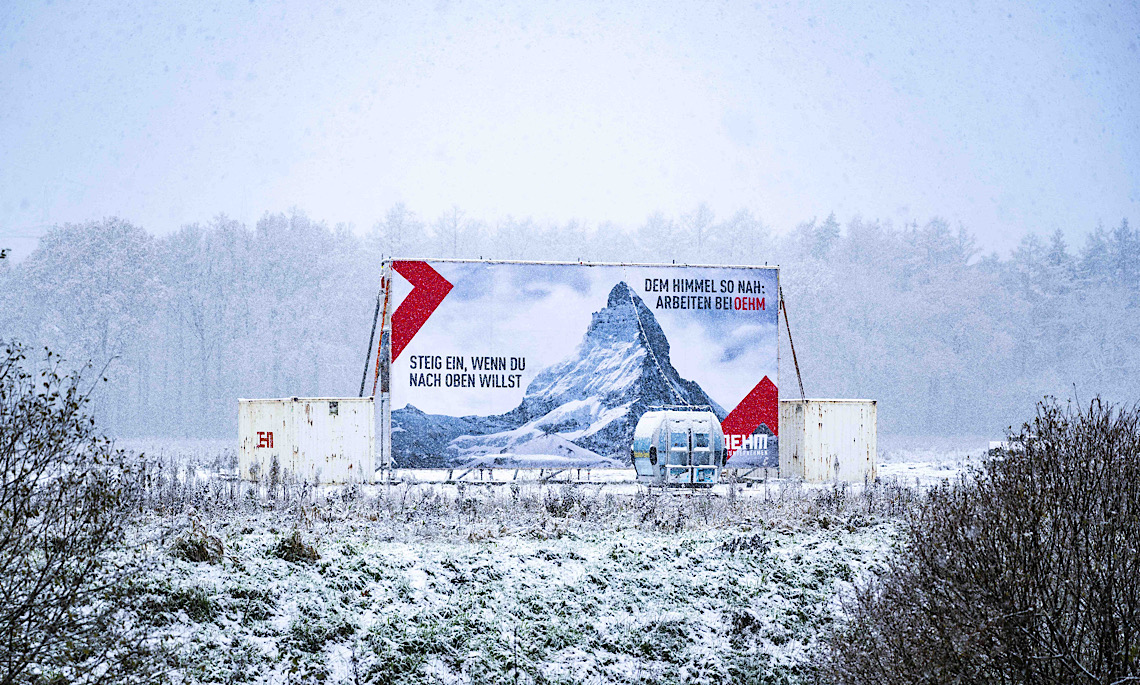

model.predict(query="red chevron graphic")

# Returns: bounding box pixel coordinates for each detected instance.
[391,261,453,361]
[721,376,778,458]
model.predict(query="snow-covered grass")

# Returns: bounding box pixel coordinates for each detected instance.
[129,480,913,684]
[877,460,966,488]
[878,434,990,466]
[117,438,236,471]
[874,434,992,488]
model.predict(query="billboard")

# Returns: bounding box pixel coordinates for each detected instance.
[377,260,779,469]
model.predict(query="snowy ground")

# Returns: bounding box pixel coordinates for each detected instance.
[114,434,987,492]
[878,433,991,464]
[128,478,913,685]
[876,434,990,488]
[111,437,990,684]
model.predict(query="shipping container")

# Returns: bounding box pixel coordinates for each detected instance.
[238,397,375,485]
[778,399,877,482]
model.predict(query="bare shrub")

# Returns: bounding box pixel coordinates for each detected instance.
[0,342,157,684]
[273,529,320,563]
[826,399,1140,684]
[171,518,224,564]
[268,454,280,500]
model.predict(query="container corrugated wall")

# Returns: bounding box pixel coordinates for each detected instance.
[778,399,877,483]
[238,397,375,484]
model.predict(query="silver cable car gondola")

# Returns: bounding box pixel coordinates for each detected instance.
[631,405,725,487]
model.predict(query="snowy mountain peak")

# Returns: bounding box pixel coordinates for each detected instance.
[581,282,671,359]
[393,280,724,465]
[510,281,722,457]
[605,280,635,307]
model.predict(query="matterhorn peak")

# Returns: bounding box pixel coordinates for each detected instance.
[393,278,725,465]
[581,282,671,358]
[507,280,723,454]
[606,280,635,307]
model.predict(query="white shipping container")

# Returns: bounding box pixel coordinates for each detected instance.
[238,397,375,485]
[779,399,877,483]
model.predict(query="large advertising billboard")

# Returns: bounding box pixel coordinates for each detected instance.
[379,260,779,469]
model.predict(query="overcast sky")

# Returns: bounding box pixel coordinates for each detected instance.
[1,0,1137,259]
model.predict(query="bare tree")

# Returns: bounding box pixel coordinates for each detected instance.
[0,342,156,685]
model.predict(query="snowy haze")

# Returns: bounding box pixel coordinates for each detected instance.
[2,0,1138,259]
[1,2,1139,443]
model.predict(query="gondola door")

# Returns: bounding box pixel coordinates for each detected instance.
[666,421,693,485]
[692,425,716,485]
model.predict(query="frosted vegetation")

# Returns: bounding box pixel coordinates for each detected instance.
[1,207,1137,441]
[7,355,1135,683]
[90,403,1134,685]
[0,350,917,685]
[827,400,1140,684]
[125,470,915,685]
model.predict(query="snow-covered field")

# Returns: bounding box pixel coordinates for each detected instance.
[876,434,990,488]
[111,436,991,684]
[129,477,916,685]
[114,434,987,491]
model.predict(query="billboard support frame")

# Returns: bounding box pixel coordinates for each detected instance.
[378,260,394,479]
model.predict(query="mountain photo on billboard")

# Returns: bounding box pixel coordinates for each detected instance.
[392,281,723,468]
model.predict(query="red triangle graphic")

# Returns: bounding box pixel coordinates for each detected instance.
[721,376,778,457]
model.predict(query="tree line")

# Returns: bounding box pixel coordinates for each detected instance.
[0,206,1136,438]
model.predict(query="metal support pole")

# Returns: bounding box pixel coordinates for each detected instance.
[779,286,807,403]
[359,291,382,397]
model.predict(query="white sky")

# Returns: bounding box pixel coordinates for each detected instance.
[1,0,1137,259]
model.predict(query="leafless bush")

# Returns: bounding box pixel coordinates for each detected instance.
[0,342,158,684]
[268,454,281,499]
[826,399,1140,684]
[273,529,320,563]
[171,518,224,564]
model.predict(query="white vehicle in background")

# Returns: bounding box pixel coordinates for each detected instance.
[631,406,725,486]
